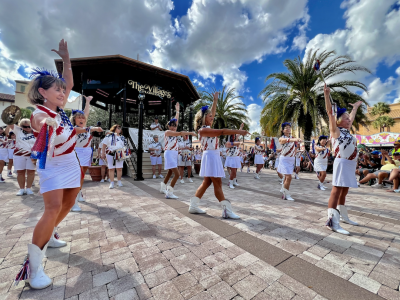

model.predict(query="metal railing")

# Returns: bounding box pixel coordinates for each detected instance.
[126,132,138,175]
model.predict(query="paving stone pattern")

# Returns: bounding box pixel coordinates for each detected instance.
[0,167,399,299]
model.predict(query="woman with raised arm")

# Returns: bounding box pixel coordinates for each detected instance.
[160,115,196,198]
[324,84,361,235]
[5,119,36,196]
[314,136,330,191]
[70,96,103,211]
[178,134,194,183]
[189,92,249,218]
[278,123,302,201]
[253,137,265,179]
[14,39,98,289]
[224,124,244,189]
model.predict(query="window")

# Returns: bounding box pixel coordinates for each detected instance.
[20,85,26,93]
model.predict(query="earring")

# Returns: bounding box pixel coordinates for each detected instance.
[44,98,47,103]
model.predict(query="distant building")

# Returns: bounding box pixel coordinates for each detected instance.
[0,93,15,127]
[356,102,400,135]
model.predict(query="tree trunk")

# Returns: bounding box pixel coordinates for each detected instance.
[303,117,313,151]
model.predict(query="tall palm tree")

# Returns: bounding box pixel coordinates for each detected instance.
[372,116,395,132]
[194,85,249,131]
[370,102,391,117]
[259,49,371,143]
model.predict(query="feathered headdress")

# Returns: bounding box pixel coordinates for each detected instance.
[201,105,209,115]
[318,135,328,141]
[281,122,291,129]
[72,109,85,115]
[30,67,65,87]
[167,118,177,126]
[336,107,347,118]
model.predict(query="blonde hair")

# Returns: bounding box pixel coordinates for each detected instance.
[70,112,86,126]
[194,107,211,133]
[336,112,349,126]
[110,124,121,133]
[27,76,66,106]
[18,118,31,127]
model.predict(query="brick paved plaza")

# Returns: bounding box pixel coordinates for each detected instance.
[0,167,400,300]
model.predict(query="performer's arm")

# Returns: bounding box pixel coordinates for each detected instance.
[5,124,14,135]
[225,142,240,148]
[200,128,249,138]
[174,103,180,127]
[51,39,73,107]
[348,101,363,124]
[324,84,340,139]
[165,130,196,137]
[279,137,302,144]
[101,142,107,159]
[315,145,325,152]
[83,96,93,119]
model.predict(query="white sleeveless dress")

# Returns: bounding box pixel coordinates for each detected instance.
[254,145,264,165]
[75,127,93,167]
[225,145,241,168]
[314,146,330,172]
[199,126,225,177]
[164,134,179,170]
[277,135,296,175]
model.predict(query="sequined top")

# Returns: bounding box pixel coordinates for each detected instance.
[315,146,330,163]
[280,136,296,157]
[13,125,36,156]
[332,128,358,160]
[75,127,93,148]
[164,134,179,151]
[200,126,219,150]
[254,144,264,155]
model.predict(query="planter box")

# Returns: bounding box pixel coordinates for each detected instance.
[88,166,102,181]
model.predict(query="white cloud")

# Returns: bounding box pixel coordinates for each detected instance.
[247,103,262,133]
[362,73,400,105]
[292,9,310,51]
[304,0,400,104]
[249,96,254,101]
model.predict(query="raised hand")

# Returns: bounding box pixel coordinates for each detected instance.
[84,96,93,102]
[324,84,330,98]
[175,102,180,111]
[240,123,244,130]
[212,91,219,100]
[349,101,363,109]
[51,39,70,61]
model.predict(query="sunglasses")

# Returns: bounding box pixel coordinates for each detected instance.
[169,124,177,127]
[116,126,122,129]
[22,125,31,129]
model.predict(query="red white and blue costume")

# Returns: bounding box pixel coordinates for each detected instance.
[164,134,179,170]
[149,141,163,165]
[331,128,358,188]
[102,133,126,169]
[254,144,264,165]
[13,125,36,171]
[314,146,330,172]
[225,144,241,168]
[0,135,8,162]
[31,105,80,194]
[178,138,192,167]
[8,138,16,159]
[74,127,93,167]
[277,135,296,175]
[200,126,225,177]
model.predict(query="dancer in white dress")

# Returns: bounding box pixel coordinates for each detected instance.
[324,84,361,235]
[0,127,8,183]
[7,132,16,177]
[6,119,37,195]
[101,124,128,189]
[178,135,194,183]
[253,137,265,179]
[189,92,249,218]
[160,117,196,199]
[70,97,103,211]
[14,39,97,289]
[224,124,244,189]
[148,135,164,179]
[314,136,330,191]
[278,123,302,201]
[293,144,301,180]
[220,144,227,168]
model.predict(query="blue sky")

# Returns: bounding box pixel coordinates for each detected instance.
[0,0,399,133]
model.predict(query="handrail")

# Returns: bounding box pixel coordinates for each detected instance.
[126,132,138,174]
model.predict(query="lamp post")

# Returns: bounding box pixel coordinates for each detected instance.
[135,94,145,181]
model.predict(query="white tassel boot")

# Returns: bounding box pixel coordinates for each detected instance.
[78,191,85,202]
[188,197,206,214]
[26,243,52,289]
[160,182,167,194]
[48,228,67,248]
[229,180,235,189]
[326,208,349,235]
[338,205,358,226]
[165,186,179,199]
[318,183,326,190]
[220,200,240,219]
[282,188,294,201]
[70,194,82,212]
[233,178,239,186]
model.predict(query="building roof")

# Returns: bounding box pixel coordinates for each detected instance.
[0,93,15,103]
[367,109,400,120]
[15,80,29,84]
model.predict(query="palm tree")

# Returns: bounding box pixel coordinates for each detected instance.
[370,102,391,117]
[372,115,395,132]
[251,132,261,139]
[194,85,249,131]
[259,49,371,144]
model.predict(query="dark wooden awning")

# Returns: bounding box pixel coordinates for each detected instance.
[55,55,200,115]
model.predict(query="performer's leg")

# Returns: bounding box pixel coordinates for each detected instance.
[210,177,224,201]
[116,168,122,181]
[195,177,212,198]
[55,187,81,226]
[26,170,35,188]
[158,164,162,176]
[108,167,115,182]
[0,161,4,177]
[17,170,26,189]
[328,186,342,208]
[283,174,292,190]
[187,166,192,178]
[101,166,106,180]
[179,166,184,179]
[7,159,13,172]
[337,187,349,205]
[170,168,179,187]
[32,189,64,249]
[80,166,88,187]
[277,171,283,180]
[230,168,236,180]
[319,171,326,183]
[164,170,172,184]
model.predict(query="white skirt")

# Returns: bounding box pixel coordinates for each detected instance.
[240,157,244,163]
[200,150,225,178]
[14,155,36,171]
[332,158,358,188]
[225,156,241,168]
[314,159,327,172]
[220,157,226,167]
[0,149,8,162]
[8,149,14,159]
[277,156,295,175]
[295,158,300,167]
[164,150,178,170]
[75,147,92,167]
[99,158,106,166]
[37,152,81,194]
[254,154,264,165]
[106,154,124,169]
[274,158,280,169]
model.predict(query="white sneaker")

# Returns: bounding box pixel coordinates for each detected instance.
[180,179,185,184]
[282,188,294,201]
[25,188,34,195]
[318,183,326,191]
[394,189,400,193]
[294,174,299,180]
[229,180,235,189]
[254,174,259,179]
[371,183,383,189]
[159,174,164,178]
[7,171,13,177]
[233,179,239,186]
[78,191,85,202]
[100,179,105,183]
[107,178,111,183]
[16,189,26,196]
[109,182,115,189]
[117,181,123,187]
[188,178,193,183]
[165,186,179,199]
[153,175,156,179]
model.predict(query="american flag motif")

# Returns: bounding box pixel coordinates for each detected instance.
[332,128,358,160]
[281,136,296,157]
[13,125,36,156]
[200,126,219,151]
[75,129,93,148]
[164,135,179,151]
[0,135,7,149]
[315,146,330,163]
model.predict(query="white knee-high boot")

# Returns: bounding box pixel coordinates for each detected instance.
[326,208,350,235]
[188,197,206,214]
[48,228,67,248]
[337,205,358,226]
